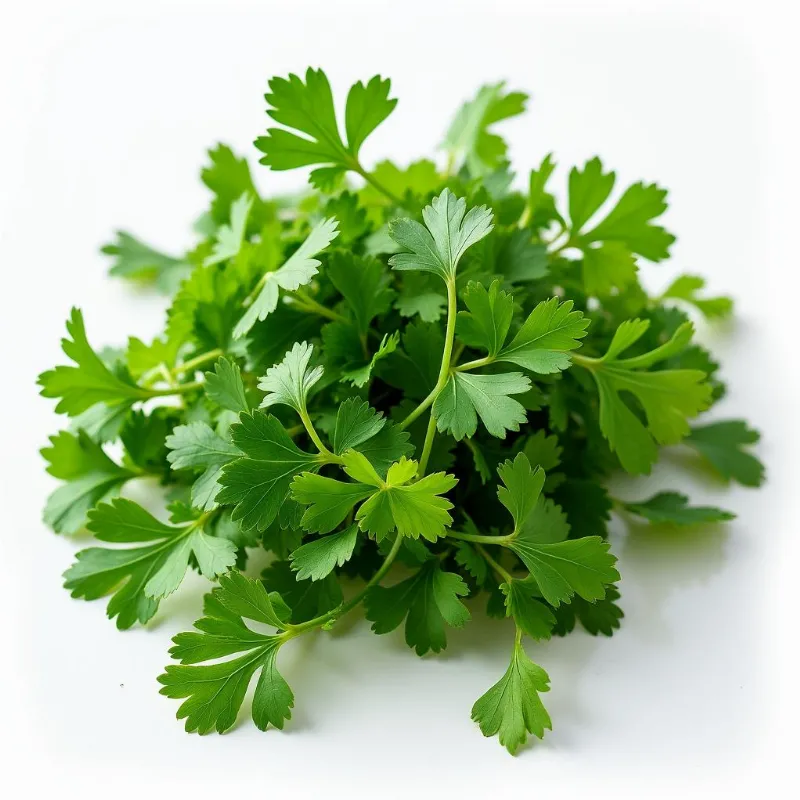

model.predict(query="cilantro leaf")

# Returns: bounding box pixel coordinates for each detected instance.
[166,422,241,510]
[456,280,514,357]
[217,411,321,531]
[41,430,135,534]
[623,491,735,525]
[290,524,359,581]
[443,82,527,177]
[365,558,470,655]
[102,232,189,293]
[388,189,494,281]
[552,584,624,637]
[290,472,374,534]
[580,319,713,473]
[332,398,386,454]
[434,371,530,440]
[661,275,733,319]
[685,420,765,487]
[204,357,249,413]
[502,580,556,640]
[255,69,396,180]
[64,499,237,628]
[204,193,253,266]
[258,341,324,415]
[568,157,675,261]
[158,572,293,733]
[38,308,150,415]
[496,452,545,533]
[471,639,551,755]
[201,144,265,228]
[233,217,339,338]
[496,297,589,374]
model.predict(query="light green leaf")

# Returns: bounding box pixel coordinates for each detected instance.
[159,572,293,734]
[204,193,253,266]
[234,217,339,338]
[102,232,189,293]
[290,525,359,581]
[503,580,556,641]
[662,274,734,319]
[258,341,323,414]
[623,491,735,525]
[332,398,386,454]
[456,279,514,357]
[442,82,527,177]
[496,453,545,533]
[434,371,530,440]
[471,640,552,755]
[497,297,589,374]
[388,189,494,281]
[204,357,249,413]
[38,308,150,416]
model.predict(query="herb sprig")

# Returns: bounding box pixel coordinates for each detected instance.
[38,67,764,754]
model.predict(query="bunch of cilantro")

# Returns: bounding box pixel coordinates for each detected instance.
[38,68,764,754]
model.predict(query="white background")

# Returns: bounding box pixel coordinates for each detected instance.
[2,0,798,796]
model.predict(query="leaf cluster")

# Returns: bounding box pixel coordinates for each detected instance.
[38,67,763,754]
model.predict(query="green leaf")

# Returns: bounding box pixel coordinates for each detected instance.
[327,252,394,333]
[41,430,134,534]
[661,275,733,319]
[623,491,735,525]
[553,584,624,637]
[258,341,323,415]
[233,217,339,338]
[290,525,359,581]
[201,144,265,226]
[38,308,150,415]
[522,430,562,472]
[520,497,571,544]
[165,422,241,511]
[442,82,527,177]
[255,69,396,172]
[456,280,514,357]
[582,180,675,262]
[356,469,458,543]
[583,319,712,474]
[503,580,556,640]
[471,640,551,754]
[507,535,620,607]
[332,397,386,454]
[685,420,765,487]
[64,499,236,628]
[365,559,470,655]
[434,371,530,440]
[569,157,615,233]
[102,232,189,293]
[582,242,638,296]
[496,297,589,374]
[158,572,292,734]
[496,453,545,533]
[217,411,321,531]
[342,332,399,387]
[291,472,374,534]
[204,357,249,413]
[204,192,252,266]
[261,560,343,624]
[165,422,241,470]
[526,153,557,220]
[388,189,494,281]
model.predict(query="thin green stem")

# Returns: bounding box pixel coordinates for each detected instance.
[475,543,514,584]
[399,277,458,431]
[172,348,223,376]
[284,533,404,636]
[148,381,203,397]
[418,414,438,477]
[298,406,334,458]
[455,354,494,372]
[289,289,349,324]
[570,352,599,369]
[517,205,532,229]
[446,528,515,546]
[352,162,406,208]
